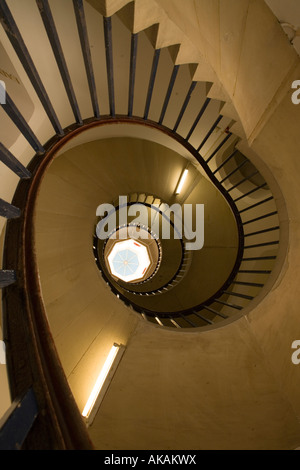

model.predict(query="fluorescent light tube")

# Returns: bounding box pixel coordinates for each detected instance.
[82,343,125,425]
[175,169,188,194]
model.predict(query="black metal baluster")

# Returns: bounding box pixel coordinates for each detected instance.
[0,388,38,450]
[185,97,211,141]
[213,299,243,310]
[219,158,249,184]
[244,241,279,249]
[192,311,214,324]
[73,0,100,118]
[0,270,16,288]
[179,314,197,327]
[197,114,223,152]
[233,183,267,202]
[239,196,273,213]
[1,93,44,154]
[238,269,271,274]
[244,226,280,237]
[0,198,21,219]
[128,33,138,117]
[227,170,260,192]
[223,290,254,300]
[232,280,264,288]
[103,16,115,117]
[144,48,161,120]
[36,0,83,125]
[205,132,233,164]
[242,211,278,226]
[0,0,63,135]
[212,148,238,174]
[202,305,229,318]
[173,81,197,132]
[0,143,31,178]
[159,64,179,124]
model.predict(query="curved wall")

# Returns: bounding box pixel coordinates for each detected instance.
[34,135,239,410]
[0,0,299,449]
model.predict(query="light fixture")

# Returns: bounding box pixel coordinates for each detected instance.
[82,343,125,426]
[175,168,188,194]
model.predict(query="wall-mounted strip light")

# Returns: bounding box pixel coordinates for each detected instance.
[175,168,188,194]
[82,343,125,426]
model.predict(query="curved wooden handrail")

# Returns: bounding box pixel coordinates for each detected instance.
[2,125,94,449]
[0,0,282,448]
[2,114,279,445]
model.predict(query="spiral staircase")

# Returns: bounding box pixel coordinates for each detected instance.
[0,0,300,450]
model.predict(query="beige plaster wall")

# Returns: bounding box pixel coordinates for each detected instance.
[152,0,300,413]
[34,136,240,410]
[154,0,299,140]
[82,0,300,449]
[89,317,300,450]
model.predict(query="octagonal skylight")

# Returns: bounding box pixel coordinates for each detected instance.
[107,238,151,283]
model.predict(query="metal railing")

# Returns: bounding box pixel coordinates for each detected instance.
[0,0,280,447]
[93,193,192,297]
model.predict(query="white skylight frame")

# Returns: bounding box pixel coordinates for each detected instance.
[107,238,151,283]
